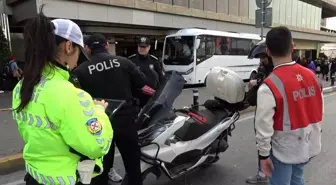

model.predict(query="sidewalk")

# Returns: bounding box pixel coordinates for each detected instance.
[0,92,12,110]
[319,77,333,88]
[0,111,23,157]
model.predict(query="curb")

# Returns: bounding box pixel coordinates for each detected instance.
[0,108,12,112]
[0,153,24,175]
[321,86,336,93]
[0,86,335,175]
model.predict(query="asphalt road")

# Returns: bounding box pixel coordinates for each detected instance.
[1,91,336,185]
[0,92,12,109]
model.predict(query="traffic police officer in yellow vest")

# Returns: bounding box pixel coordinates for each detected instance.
[12,10,113,185]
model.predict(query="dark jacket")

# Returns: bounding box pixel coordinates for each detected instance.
[128,54,165,89]
[322,61,329,74]
[246,63,273,106]
[129,53,165,107]
[330,61,336,73]
[73,50,149,116]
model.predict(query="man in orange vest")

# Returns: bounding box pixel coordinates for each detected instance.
[255,26,324,185]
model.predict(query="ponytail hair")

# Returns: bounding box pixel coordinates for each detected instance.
[16,5,57,112]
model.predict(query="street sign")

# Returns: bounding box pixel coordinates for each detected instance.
[255,8,273,28]
[255,0,272,39]
[256,0,272,9]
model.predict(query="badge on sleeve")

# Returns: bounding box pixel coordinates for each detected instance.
[86,118,103,136]
[149,64,154,70]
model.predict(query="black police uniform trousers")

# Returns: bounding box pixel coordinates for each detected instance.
[24,174,41,185]
[90,110,143,185]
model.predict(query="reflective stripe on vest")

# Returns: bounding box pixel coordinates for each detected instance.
[267,73,291,131]
[26,164,76,185]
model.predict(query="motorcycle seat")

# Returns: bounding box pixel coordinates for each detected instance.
[175,108,229,142]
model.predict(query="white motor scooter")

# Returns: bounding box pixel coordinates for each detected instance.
[121,67,248,184]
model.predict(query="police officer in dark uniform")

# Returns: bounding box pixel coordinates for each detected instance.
[77,35,91,66]
[128,37,165,107]
[73,33,154,185]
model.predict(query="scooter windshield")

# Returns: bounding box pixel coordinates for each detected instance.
[136,71,185,130]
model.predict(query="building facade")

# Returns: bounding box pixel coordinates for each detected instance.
[270,0,321,30]
[1,0,336,60]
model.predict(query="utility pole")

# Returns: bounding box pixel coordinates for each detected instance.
[261,0,264,40]
[255,0,272,40]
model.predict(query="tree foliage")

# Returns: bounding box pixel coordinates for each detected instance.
[0,25,11,67]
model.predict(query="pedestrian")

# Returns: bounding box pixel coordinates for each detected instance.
[8,56,23,79]
[12,8,113,185]
[299,57,308,68]
[322,59,329,80]
[128,37,165,108]
[0,56,23,92]
[73,33,155,185]
[329,59,336,85]
[316,59,321,77]
[307,60,316,73]
[245,41,274,184]
[255,26,323,185]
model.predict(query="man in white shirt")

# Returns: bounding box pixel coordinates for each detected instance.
[255,26,323,185]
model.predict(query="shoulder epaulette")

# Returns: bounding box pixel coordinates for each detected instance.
[150,55,158,60]
[128,54,136,59]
